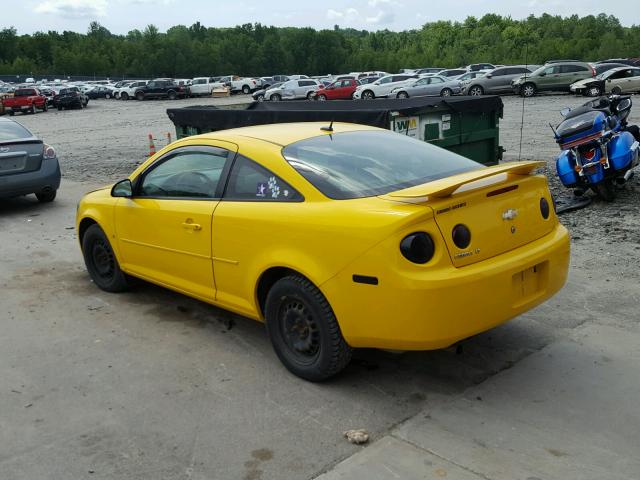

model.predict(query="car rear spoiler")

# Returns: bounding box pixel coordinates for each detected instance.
[388,161,545,199]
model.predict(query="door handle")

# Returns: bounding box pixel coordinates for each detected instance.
[182,220,202,231]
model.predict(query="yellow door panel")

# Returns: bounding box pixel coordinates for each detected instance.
[115,198,217,300]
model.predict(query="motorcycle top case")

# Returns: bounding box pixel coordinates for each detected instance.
[556,111,607,149]
[609,131,638,170]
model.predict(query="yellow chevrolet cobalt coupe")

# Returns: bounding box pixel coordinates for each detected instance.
[77,122,570,380]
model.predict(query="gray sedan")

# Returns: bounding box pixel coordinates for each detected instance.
[391,76,462,98]
[0,117,60,202]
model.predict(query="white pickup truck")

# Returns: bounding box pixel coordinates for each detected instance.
[216,75,258,94]
[190,77,220,96]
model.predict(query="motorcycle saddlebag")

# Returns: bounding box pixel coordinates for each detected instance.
[609,131,638,170]
[556,111,607,150]
[556,150,578,187]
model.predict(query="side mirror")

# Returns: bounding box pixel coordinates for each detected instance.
[560,107,571,117]
[486,74,493,79]
[111,179,133,198]
[539,72,546,77]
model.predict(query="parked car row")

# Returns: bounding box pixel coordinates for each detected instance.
[1,86,89,115]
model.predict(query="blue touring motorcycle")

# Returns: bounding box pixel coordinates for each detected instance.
[554,95,639,201]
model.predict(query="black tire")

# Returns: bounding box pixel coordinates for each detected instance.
[611,86,622,95]
[271,93,281,101]
[265,275,352,381]
[592,179,617,202]
[362,90,375,100]
[8,110,14,116]
[167,90,177,100]
[587,85,601,97]
[396,91,409,99]
[82,224,128,293]
[522,82,536,97]
[42,102,48,112]
[35,190,56,202]
[440,88,453,97]
[256,93,265,102]
[121,92,129,100]
[57,106,63,111]
[468,85,484,96]
[105,93,111,99]
[306,91,315,100]
[242,85,251,94]
[136,91,145,101]
[30,104,36,114]
[317,94,327,101]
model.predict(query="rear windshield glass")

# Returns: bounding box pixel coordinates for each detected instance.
[282,130,481,199]
[0,121,33,141]
[14,89,34,96]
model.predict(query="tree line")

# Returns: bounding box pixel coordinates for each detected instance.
[0,13,638,78]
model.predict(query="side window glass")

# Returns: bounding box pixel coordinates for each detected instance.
[431,77,443,84]
[492,69,506,77]
[543,66,555,75]
[139,149,229,198]
[224,155,302,202]
[380,77,391,84]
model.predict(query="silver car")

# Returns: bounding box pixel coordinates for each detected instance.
[391,76,462,98]
[463,65,539,96]
[264,79,322,101]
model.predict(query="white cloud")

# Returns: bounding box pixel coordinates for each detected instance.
[366,10,395,24]
[368,0,401,6]
[35,0,108,17]
[326,7,359,22]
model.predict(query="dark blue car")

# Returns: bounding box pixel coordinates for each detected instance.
[0,117,61,202]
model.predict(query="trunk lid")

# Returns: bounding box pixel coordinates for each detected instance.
[383,161,556,267]
[0,139,43,176]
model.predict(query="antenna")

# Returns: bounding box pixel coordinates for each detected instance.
[518,41,528,161]
[321,120,334,132]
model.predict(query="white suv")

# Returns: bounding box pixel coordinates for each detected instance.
[118,80,149,100]
[353,74,417,99]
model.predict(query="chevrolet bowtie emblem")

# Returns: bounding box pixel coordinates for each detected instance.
[502,209,518,221]
[0,147,9,153]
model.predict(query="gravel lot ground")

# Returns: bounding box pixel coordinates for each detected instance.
[2,93,639,479]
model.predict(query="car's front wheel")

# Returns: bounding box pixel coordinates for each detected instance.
[522,83,536,97]
[121,92,129,100]
[440,88,453,97]
[396,91,409,99]
[317,94,327,101]
[82,224,129,292]
[265,274,352,381]
[362,90,375,100]
[468,85,484,96]
[271,93,281,101]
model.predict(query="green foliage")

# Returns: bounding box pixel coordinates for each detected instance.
[1,14,638,77]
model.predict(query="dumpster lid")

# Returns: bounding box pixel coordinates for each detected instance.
[166,96,503,133]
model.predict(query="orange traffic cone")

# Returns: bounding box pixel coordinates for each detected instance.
[148,133,156,157]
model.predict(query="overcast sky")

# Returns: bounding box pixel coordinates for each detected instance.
[3,0,639,34]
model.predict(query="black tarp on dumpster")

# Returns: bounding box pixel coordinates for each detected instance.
[166,96,503,133]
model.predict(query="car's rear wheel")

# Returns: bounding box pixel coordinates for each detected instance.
[522,83,536,97]
[42,103,48,112]
[242,85,251,94]
[396,91,409,99]
[30,104,36,114]
[8,110,14,116]
[167,90,177,100]
[121,92,129,100]
[105,93,112,99]
[611,86,622,95]
[136,91,144,101]
[440,88,453,97]
[306,91,315,100]
[82,224,128,292]
[271,93,281,101]
[265,274,352,381]
[468,85,484,96]
[57,106,63,111]
[35,189,56,202]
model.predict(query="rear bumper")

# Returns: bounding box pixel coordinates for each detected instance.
[322,224,570,350]
[0,157,61,199]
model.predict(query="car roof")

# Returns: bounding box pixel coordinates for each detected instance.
[193,122,381,147]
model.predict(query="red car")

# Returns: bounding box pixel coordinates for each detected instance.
[2,88,48,115]
[313,79,359,100]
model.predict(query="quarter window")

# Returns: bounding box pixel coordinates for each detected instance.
[224,155,302,201]
[138,148,230,198]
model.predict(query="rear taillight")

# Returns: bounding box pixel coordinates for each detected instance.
[43,144,56,159]
[583,148,596,161]
[452,224,471,249]
[400,232,435,264]
[540,197,550,219]
[591,66,596,76]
